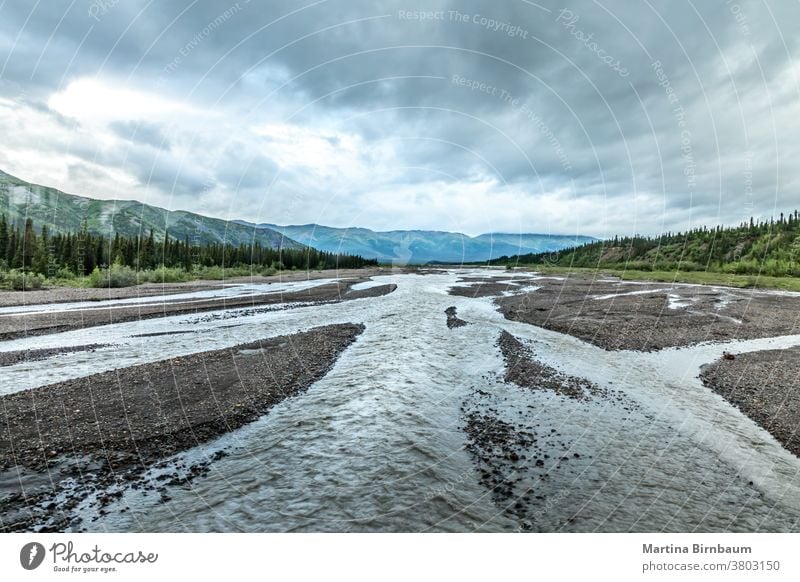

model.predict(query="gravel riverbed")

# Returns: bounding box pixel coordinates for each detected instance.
[0,323,363,532]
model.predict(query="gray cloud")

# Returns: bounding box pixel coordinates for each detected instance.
[109,120,171,149]
[0,0,798,237]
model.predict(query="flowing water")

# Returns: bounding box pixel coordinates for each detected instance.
[3,269,800,532]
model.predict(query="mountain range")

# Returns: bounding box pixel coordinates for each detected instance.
[0,169,301,250]
[0,168,595,263]
[239,223,596,264]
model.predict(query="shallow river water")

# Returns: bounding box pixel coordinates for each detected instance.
[3,269,800,532]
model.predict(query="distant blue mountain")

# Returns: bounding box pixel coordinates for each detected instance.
[236,222,596,264]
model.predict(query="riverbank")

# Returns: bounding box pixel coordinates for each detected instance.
[506,266,800,293]
[0,275,396,341]
[700,347,800,458]
[0,267,395,308]
[485,273,800,351]
[0,323,363,532]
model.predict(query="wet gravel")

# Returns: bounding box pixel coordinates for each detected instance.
[0,344,111,367]
[0,268,392,308]
[495,274,800,351]
[445,306,469,329]
[0,323,364,532]
[0,280,394,341]
[448,281,521,298]
[700,346,800,457]
[497,331,599,400]
[461,329,643,530]
[463,411,538,526]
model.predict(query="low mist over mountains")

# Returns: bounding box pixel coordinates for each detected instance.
[0,169,594,263]
[242,222,596,264]
[0,169,302,250]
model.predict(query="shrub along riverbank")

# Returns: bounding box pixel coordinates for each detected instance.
[487,211,800,292]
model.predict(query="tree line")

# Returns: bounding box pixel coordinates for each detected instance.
[0,215,377,277]
[488,211,800,278]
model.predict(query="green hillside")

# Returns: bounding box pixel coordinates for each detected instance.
[0,169,302,250]
[489,212,800,278]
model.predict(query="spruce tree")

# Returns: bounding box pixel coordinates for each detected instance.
[0,214,8,267]
[22,218,36,271]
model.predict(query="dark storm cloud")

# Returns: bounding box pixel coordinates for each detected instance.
[0,0,798,235]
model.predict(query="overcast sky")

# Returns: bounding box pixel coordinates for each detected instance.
[0,0,798,238]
